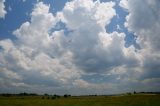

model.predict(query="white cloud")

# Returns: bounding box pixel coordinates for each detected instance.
[0,0,159,94]
[119,0,129,10]
[62,0,116,30]
[0,2,81,92]
[0,0,6,18]
[13,2,56,48]
[123,0,160,84]
[0,68,22,80]
[0,0,129,94]
[126,0,160,50]
[59,0,136,75]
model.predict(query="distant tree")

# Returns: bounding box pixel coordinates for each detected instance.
[42,96,45,99]
[64,94,71,98]
[52,94,60,98]
[19,92,28,96]
[51,96,56,99]
[53,94,57,97]
[64,94,67,98]
[44,93,49,96]
[2,93,12,97]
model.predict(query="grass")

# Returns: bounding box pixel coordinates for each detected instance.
[0,94,160,106]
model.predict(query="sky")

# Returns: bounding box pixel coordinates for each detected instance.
[0,0,160,95]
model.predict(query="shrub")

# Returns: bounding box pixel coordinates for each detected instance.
[51,96,56,99]
[42,96,45,99]
[64,94,71,98]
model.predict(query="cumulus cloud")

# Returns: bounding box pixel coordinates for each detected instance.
[123,0,160,86]
[126,0,160,50]
[0,2,81,93]
[60,0,133,74]
[119,0,128,10]
[0,0,6,18]
[0,0,159,94]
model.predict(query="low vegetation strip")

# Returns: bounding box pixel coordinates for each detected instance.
[0,94,160,106]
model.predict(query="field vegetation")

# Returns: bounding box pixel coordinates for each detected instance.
[0,93,160,106]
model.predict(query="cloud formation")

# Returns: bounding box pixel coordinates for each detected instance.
[0,0,160,94]
[0,2,81,94]
[0,0,6,18]
[125,0,160,79]
[119,0,128,10]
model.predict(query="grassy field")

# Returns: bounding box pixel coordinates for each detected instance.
[0,94,160,106]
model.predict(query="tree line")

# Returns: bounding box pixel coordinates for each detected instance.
[0,92,71,98]
[0,91,160,97]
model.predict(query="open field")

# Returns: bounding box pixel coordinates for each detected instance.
[0,94,160,106]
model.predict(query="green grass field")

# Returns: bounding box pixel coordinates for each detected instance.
[0,94,160,106]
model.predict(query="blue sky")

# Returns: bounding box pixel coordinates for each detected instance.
[0,0,160,95]
[0,0,138,49]
[0,0,67,40]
